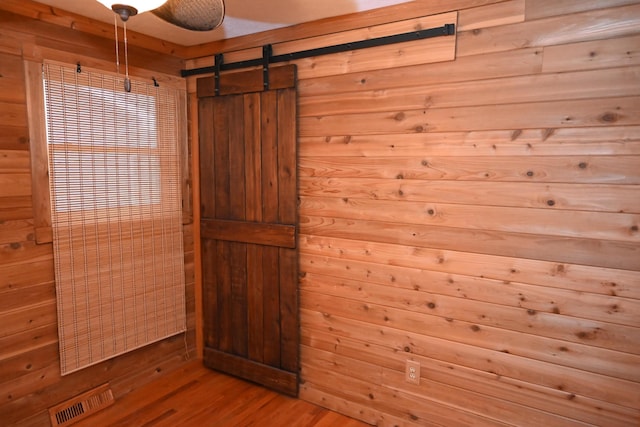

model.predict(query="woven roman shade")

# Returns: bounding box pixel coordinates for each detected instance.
[43,63,186,375]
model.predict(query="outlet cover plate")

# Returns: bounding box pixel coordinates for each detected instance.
[406,360,420,385]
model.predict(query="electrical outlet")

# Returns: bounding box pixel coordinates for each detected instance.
[406,360,420,385]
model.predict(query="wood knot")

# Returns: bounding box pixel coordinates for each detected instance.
[575,330,598,340]
[542,128,555,141]
[470,325,481,332]
[599,112,619,123]
[394,112,405,121]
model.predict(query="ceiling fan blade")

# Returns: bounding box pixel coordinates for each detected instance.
[152,0,225,31]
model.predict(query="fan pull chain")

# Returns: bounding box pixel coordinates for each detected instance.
[114,14,121,76]
[123,20,131,92]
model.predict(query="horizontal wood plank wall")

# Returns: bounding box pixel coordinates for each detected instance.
[0,3,195,426]
[184,1,640,426]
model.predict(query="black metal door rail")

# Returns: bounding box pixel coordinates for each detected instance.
[181,23,456,92]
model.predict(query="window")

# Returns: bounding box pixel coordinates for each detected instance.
[43,63,186,375]
[46,86,162,212]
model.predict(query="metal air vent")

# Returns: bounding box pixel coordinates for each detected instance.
[48,383,114,426]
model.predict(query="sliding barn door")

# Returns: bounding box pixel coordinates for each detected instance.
[197,65,298,396]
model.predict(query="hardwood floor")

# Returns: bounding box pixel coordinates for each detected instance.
[74,360,370,427]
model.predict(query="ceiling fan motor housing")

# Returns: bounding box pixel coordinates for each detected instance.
[111,4,139,21]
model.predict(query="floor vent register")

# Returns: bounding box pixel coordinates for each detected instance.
[48,383,114,426]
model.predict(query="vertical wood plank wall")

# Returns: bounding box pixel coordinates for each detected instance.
[0,4,195,426]
[186,1,640,425]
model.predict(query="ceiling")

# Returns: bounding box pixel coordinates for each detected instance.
[35,0,414,46]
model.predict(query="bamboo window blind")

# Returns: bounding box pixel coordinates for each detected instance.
[43,63,186,375]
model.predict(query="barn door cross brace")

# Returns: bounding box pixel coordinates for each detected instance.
[182,23,455,78]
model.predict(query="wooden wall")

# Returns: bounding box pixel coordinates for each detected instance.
[186,0,640,425]
[0,2,195,426]
[1,0,638,426]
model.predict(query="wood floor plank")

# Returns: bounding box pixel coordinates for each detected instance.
[74,360,370,427]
